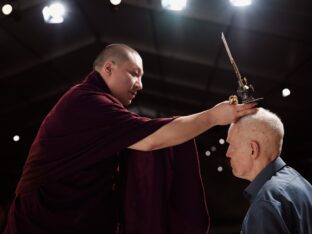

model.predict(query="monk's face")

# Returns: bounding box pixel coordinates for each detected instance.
[109,52,143,106]
[226,124,254,181]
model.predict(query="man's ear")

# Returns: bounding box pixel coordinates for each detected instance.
[250,140,260,159]
[102,61,115,77]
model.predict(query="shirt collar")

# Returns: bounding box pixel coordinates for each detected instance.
[244,156,286,202]
[84,70,111,94]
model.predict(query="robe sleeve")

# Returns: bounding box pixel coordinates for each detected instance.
[120,139,209,234]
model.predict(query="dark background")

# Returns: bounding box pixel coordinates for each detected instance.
[0,0,311,233]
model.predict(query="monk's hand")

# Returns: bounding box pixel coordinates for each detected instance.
[211,101,258,126]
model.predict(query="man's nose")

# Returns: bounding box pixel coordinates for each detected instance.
[136,79,143,90]
[225,148,231,158]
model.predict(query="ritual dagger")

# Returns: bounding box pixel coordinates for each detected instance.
[221,32,263,104]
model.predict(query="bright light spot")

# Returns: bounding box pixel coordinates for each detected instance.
[211,146,217,152]
[219,138,225,145]
[2,4,13,15]
[42,2,66,24]
[282,88,291,97]
[230,0,252,7]
[13,135,20,142]
[110,0,122,5]
[217,166,223,172]
[205,150,211,157]
[162,0,187,11]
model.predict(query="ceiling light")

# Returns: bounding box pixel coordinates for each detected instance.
[219,138,225,145]
[42,2,66,24]
[110,0,122,6]
[2,3,13,15]
[230,0,252,7]
[162,0,187,11]
[13,135,20,142]
[282,88,291,97]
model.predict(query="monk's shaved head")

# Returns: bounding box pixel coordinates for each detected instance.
[93,44,141,72]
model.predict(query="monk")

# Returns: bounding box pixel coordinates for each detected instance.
[5,44,257,234]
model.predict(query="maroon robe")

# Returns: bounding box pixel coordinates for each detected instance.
[5,71,209,234]
[120,141,209,234]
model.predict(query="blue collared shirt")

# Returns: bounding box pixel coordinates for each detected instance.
[241,157,312,234]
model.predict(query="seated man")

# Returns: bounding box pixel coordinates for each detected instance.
[226,107,312,234]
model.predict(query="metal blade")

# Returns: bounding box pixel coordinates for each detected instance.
[221,32,234,62]
[221,32,243,85]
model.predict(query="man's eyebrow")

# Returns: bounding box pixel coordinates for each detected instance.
[133,67,143,76]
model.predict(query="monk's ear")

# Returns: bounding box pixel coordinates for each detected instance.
[250,140,260,159]
[102,61,115,78]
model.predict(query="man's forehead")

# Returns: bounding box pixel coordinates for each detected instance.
[130,52,143,65]
[228,123,237,133]
[226,125,234,141]
[227,124,240,140]
[126,54,143,72]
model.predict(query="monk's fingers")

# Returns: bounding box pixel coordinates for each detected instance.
[236,107,258,118]
[236,102,258,112]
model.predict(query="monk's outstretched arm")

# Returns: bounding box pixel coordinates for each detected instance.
[129,101,257,151]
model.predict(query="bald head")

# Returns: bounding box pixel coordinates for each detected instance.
[93,44,141,72]
[226,108,284,180]
[231,107,284,158]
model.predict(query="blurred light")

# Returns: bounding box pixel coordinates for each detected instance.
[282,88,291,97]
[42,2,66,24]
[162,0,187,11]
[217,166,223,172]
[230,0,252,7]
[211,146,217,152]
[110,0,122,5]
[219,138,225,145]
[205,150,211,157]
[13,135,20,142]
[2,3,13,15]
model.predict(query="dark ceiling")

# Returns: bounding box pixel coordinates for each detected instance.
[1,0,312,233]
